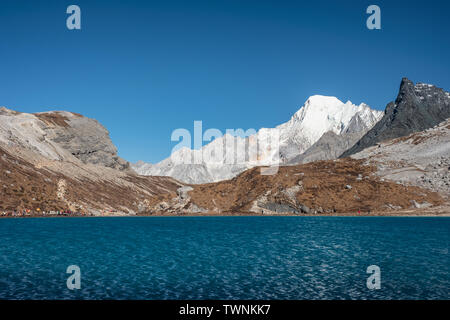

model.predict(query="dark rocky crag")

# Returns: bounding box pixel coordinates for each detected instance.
[341,78,450,157]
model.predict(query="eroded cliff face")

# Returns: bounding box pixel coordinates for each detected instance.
[0,107,130,171]
[36,111,131,170]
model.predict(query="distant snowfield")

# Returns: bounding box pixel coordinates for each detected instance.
[133,95,383,183]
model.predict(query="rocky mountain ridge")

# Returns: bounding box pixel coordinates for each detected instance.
[341,78,450,157]
[1,78,448,216]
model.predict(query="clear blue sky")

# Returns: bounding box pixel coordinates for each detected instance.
[0,0,449,163]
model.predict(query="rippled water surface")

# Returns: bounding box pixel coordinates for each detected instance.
[0,217,448,299]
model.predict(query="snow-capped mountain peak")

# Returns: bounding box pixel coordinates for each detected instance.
[132,95,383,183]
[278,96,383,153]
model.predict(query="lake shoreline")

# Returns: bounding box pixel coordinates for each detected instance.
[1,209,450,218]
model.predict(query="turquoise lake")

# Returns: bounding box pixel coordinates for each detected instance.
[0,216,448,300]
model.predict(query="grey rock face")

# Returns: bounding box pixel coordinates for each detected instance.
[258,202,300,214]
[177,186,193,200]
[343,113,371,134]
[0,108,130,171]
[288,131,363,165]
[341,78,450,157]
[40,113,130,171]
[299,204,311,214]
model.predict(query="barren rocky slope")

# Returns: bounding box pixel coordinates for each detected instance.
[352,119,450,197]
[0,107,182,215]
[0,143,182,215]
[147,158,444,215]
